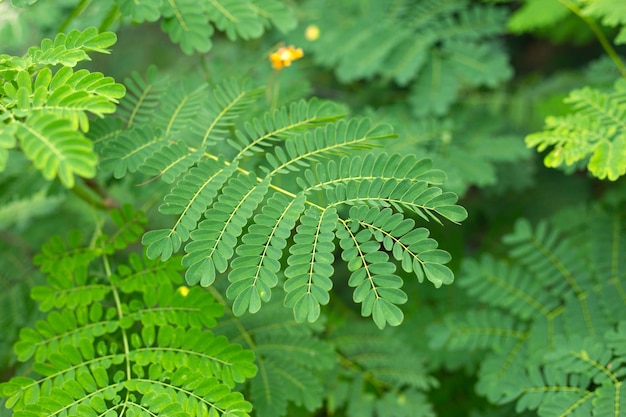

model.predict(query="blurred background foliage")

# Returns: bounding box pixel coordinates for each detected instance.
[1,0,625,416]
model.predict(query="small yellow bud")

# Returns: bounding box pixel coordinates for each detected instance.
[269,45,304,70]
[305,25,320,41]
[178,286,190,297]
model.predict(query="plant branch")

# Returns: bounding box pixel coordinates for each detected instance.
[558,0,626,78]
[57,0,92,33]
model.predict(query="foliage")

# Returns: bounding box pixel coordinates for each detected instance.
[0,205,258,416]
[0,27,124,187]
[294,0,513,116]
[1,0,626,417]
[526,78,626,180]
[92,68,467,329]
[429,200,626,416]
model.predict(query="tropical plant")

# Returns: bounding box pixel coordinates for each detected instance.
[1,0,625,416]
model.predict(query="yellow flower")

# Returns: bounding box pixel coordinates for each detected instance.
[269,45,304,70]
[305,25,320,41]
[177,286,190,297]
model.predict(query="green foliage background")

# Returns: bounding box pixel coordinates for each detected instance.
[1,0,625,416]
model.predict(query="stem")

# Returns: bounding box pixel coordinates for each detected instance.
[202,151,326,210]
[103,253,132,381]
[71,178,108,210]
[557,0,626,78]
[98,4,121,33]
[57,0,92,33]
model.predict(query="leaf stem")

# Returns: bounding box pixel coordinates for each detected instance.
[98,4,121,33]
[203,151,326,210]
[57,0,92,33]
[103,253,132,381]
[557,0,626,78]
[71,178,108,210]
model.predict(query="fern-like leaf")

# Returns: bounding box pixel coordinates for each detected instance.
[142,159,238,261]
[161,0,214,54]
[117,0,162,23]
[27,27,117,67]
[204,0,264,41]
[1,27,124,186]
[227,98,346,156]
[284,206,337,322]
[99,125,164,178]
[526,78,626,180]
[212,298,337,417]
[336,217,407,329]
[430,203,626,413]
[298,0,511,116]
[0,210,257,417]
[581,0,626,45]
[99,69,466,327]
[229,192,308,317]
[16,112,97,187]
[138,141,205,184]
[184,173,271,290]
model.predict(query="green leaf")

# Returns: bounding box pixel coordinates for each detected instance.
[161,0,214,54]
[185,174,271,286]
[16,112,97,187]
[27,28,117,66]
[284,207,337,322]
[588,135,626,180]
[118,0,163,23]
[526,80,626,180]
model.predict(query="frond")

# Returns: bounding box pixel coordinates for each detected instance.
[262,119,395,176]
[372,104,531,196]
[299,0,511,115]
[204,0,264,41]
[230,192,307,317]
[186,78,264,149]
[117,0,162,23]
[15,111,97,187]
[336,217,407,329]
[331,322,437,390]
[581,0,626,44]
[502,218,592,298]
[152,77,210,138]
[428,310,526,352]
[325,177,467,225]
[0,66,124,131]
[526,79,626,180]
[99,125,163,179]
[212,298,337,417]
[0,27,124,187]
[348,206,454,287]
[328,322,437,417]
[284,206,337,323]
[298,153,447,193]
[116,65,170,129]
[0,188,63,230]
[431,204,626,413]
[227,98,346,157]
[460,255,560,320]
[0,211,257,417]
[251,0,298,33]
[158,0,296,54]
[160,0,214,54]
[184,173,271,289]
[142,159,238,261]
[87,117,124,154]
[409,52,460,116]
[97,69,466,327]
[138,141,205,184]
[26,27,117,67]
